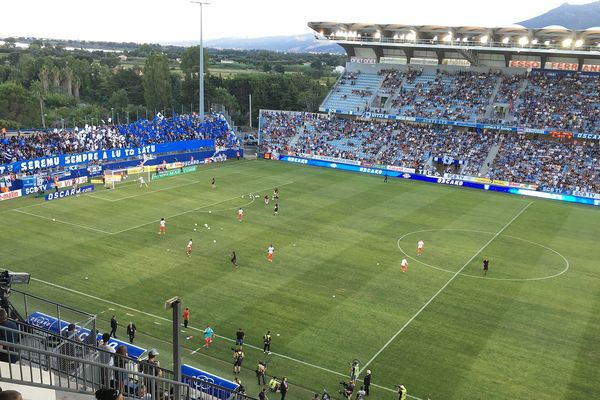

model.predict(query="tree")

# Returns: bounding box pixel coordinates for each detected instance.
[143,53,172,113]
[109,89,129,112]
[274,64,285,74]
[30,80,47,128]
[261,63,272,73]
[0,82,38,127]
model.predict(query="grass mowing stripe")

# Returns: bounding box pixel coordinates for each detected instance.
[359,201,533,376]
[29,275,423,400]
[110,181,295,235]
[12,209,112,234]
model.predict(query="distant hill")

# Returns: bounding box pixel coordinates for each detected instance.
[518,1,600,29]
[167,33,344,54]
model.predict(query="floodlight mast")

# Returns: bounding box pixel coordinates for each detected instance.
[191,1,210,120]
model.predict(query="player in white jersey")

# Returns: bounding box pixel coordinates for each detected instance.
[138,175,148,188]
[267,245,274,263]
[417,240,424,256]
[237,208,244,222]
[159,218,166,234]
[401,258,408,273]
[186,239,193,257]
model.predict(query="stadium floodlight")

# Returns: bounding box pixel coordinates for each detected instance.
[532,39,538,45]
[575,39,584,48]
[393,33,399,40]
[442,34,452,42]
[191,1,210,120]
[374,31,381,39]
[518,37,529,46]
[480,35,488,44]
[432,35,438,41]
[562,38,573,47]
[406,30,416,41]
[502,37,510,44]
[462,37,469,42]
[544,40,551,46]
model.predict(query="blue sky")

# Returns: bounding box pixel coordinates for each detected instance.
[0,0,594,43]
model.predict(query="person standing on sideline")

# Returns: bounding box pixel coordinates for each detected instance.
[183,308,190,329]
[126,322,137,344]
[235,328,245,346]
[110,315,118,338]
[257,361,267,385]
[263,330,272,353]
[483,259,489,276]
[356,386,366,400]
[238,207,244,222]
[350,361,359,384]
[363,370,371,395]
[280,377,288,400]
[203,325,214,348]
[258,388,268,400]
[233,347,244,376]
[396,384,407,400]
[384,174,388,183]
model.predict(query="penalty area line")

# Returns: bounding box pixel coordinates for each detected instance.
[12,209,112,235]
[359,201,533,376]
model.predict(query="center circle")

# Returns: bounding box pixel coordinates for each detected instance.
[396,229,569,281]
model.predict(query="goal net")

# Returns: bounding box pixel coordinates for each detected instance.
[103,166,151,189]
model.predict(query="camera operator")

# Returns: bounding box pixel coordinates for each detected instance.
[339,381,354,400]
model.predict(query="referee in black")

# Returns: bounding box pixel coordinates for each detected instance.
[483,259,489,276]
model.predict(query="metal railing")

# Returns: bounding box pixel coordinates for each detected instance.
[0,324,253,400]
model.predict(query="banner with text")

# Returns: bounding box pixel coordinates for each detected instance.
[0,139,214,174]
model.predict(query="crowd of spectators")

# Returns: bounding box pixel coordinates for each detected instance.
[0,113,234,165]
[260,110,600,194]
[512,73,600,132]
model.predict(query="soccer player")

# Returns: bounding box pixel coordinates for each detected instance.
[417,239,424,255]
[203,324,214,348]
[211,177,216,189]
[384,174,388,183]
[138,175,148,188]
[483,259,489,276]
[238,207,244,222]
[401,258,408,273]
[273,188,279,200]
[267,245,275,263]
[264,195,270,205]
[273,203,279,215]
[186,239,193,257]
[231,251,238,267]
[159,218,166,234]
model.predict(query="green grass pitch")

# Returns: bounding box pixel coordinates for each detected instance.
[1,159,599,400]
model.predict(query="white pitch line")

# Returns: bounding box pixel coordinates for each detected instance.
[153,321,161,325]
[13,209,112,235]
[31,275,422,399]
[109,181,295,235]
[190,347,203,355]
[359,201,533,376]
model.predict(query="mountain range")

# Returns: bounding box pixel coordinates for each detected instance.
[166,1,600,53]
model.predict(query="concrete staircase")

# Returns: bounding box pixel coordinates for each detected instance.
[478,142,501,176]
[483,77,503,121]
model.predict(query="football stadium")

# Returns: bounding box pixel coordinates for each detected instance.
[1,6,600,400]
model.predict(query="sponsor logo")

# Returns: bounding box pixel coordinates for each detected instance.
[484,184,490,190]
[0,189,22,201]
[286,157,308,164]
[359,167,383,175]
[330,163,337,168]
[402,173,411,179]
[437,178,464,186]
[45,185,94,201]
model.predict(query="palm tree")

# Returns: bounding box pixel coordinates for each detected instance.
[72,75,81,100]
[31,80,47,129]
[62,66,73,96]
[50,66,61,89]
[38,65,50,93]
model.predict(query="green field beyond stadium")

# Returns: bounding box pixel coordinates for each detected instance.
[1,159,599,400]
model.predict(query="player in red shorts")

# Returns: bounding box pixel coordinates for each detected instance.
[417,240,424,255]
[186,239,193,257]
[238,207,244,222]
[267,245,274,263]
[401,258,408,273]
[159,218,166,234]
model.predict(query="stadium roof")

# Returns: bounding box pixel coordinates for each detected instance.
[308,22,600,62]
